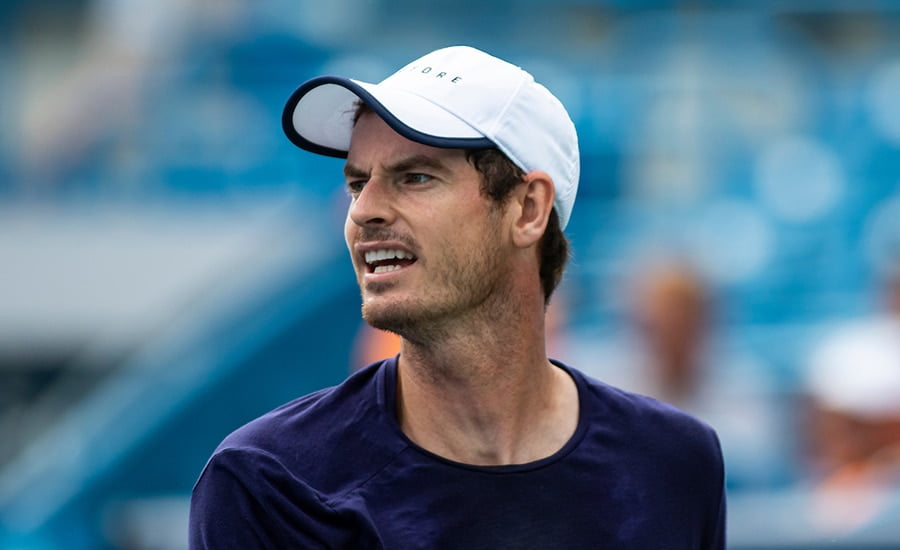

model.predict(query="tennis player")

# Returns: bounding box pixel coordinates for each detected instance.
[190,45,726,549]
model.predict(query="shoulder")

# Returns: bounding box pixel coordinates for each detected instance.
[190,360,407,547]
[565,362,724,469]
[565,363,725,538]
[205,359,407,498]
[190,444,360,549]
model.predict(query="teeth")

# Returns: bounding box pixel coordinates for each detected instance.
[365,249,411,264]
[373,265,402,274]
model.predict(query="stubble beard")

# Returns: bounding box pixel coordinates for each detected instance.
[360,224,508,344]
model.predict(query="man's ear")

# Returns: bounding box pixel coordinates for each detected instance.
[511,171,555,249]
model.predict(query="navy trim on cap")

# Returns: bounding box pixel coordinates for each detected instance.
[282,75,495,158]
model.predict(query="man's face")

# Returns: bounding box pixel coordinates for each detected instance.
[343,113,513,338]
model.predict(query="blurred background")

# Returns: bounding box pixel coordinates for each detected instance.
[2,0,900,548]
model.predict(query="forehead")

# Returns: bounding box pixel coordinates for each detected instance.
[346,112,468,169]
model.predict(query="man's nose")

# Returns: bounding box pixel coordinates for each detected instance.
[348,177,395,227]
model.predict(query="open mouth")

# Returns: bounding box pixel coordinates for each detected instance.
[364,248,417,274]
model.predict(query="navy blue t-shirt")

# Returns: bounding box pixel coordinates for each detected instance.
[190,357,726,549]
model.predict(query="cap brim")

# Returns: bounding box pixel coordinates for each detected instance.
[282,75,495,158]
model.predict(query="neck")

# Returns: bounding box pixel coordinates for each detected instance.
[394,289,578,466]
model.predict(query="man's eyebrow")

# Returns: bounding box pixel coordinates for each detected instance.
[385,154,451,175]
[343,162,367,179]
[344,154,453,179]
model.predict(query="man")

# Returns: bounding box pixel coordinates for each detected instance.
[802,262,900,535]
[190,45,725,549]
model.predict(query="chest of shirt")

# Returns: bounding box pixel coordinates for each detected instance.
[332,455,710,549]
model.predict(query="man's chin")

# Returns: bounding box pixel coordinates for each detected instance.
[363,302,411,332]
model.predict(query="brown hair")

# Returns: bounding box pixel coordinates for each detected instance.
[463,148,569,305]
[354,103,570,305]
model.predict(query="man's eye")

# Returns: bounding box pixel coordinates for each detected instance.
[347,180,367,194]
[406,173,432,184]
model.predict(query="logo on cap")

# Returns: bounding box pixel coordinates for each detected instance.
[401,64,463,84]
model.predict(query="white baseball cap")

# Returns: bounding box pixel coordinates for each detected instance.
[807,318,900,419]
[282,45,580,229]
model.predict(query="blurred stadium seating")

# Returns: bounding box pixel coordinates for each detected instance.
[1,0,900,548]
